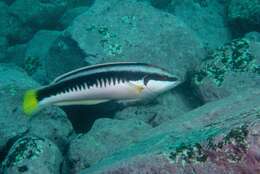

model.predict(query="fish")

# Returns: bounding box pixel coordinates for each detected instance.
[23,62,181,116]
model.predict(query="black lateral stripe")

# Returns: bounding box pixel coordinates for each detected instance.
[53,62,161,83]
[37,70,149,101]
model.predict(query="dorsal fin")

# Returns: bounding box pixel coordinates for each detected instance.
[51,62,141,84]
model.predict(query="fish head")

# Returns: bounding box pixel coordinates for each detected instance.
[142,73,181,95]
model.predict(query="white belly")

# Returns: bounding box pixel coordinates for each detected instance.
[39,82,142,106]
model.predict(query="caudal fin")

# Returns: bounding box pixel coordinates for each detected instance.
[23,89,39,116]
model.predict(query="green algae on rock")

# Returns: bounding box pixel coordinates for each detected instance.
[168,124,250,165]
[2,136,45,168]
[79,89,260,174]
[194,38,258,87]
[1,136,63,174]
[0,64,73,162]
[192,38,259,102]
[24,56,41,76]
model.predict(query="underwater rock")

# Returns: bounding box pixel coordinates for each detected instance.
[192,38,260,103]
[150,0,172,9]
[80,88,260,174]
[0,64,73,158]
[9,0,68,29]
[151,0,231,48]
[25,30,86,84]
[4,44,27,68]
[227,0,260,34]
[1,136,63,174]
[67,0,205,79]
[0,36,8,61]
[45,34,87,83]
[245,32,260,42]
[63,118,151,174]
[114,89,200,127]
[25,30,61,83]
[9,0,94,30]
[0,1,34,44]
[58,6,89,30]
[1,0,15,5]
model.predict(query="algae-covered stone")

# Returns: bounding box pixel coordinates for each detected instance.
[25,30,86,84]
[0,1,34,44]
[80,88,260,174]
[5,44,27,68]
[9,0,94,29]
[45,35,87,83]
[227,0,260,33]
[58,6,89,29]
[1,136,63,174]
[9,0,68,29]
[63,118,151,173]
[67,0,205,79]
[245,32,260,42]
[0,36,8,62]
[150,0,231,48]
[25,30,61,83]
[192,38,260,102]
[0,64,73,156]
[114,89,199,127]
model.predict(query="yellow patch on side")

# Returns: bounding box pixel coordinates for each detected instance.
[23,89,38,116]
[128,81,145,94]
[134,85,144,94]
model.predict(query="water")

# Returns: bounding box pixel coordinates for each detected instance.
[0,0,259,174]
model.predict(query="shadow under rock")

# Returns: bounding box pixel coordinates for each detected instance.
[61,101,124,133]
[174,73,204,108]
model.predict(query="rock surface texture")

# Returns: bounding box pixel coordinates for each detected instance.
[192,38,260,103]
[79,88,260,174]
[2,136,63,174]
[227,0,260,34]
[67,0,205,79]
[0,0,260,174]
[0,64,73,166]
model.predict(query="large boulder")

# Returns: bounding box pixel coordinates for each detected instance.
[154,0,231,48]
[227,0,260,34]
[192,37,260,103]
[0,64,73,159]
[1,136,63,174]
[4,44,27,68]
[0,36,8,61]
[1,0,15,5]
[24,30,61,83]
[80,88,260,174]
[114,87,200,127]
[67,0,205,79]
[245,32,260,42]
[0,2,34,44]
[9,0,95,29]
[9,0,69,29]
[63,118,152,174]
[58,6,89,30]
[25,30,87,84]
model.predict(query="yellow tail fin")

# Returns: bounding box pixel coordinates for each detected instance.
[23,89,39,116]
